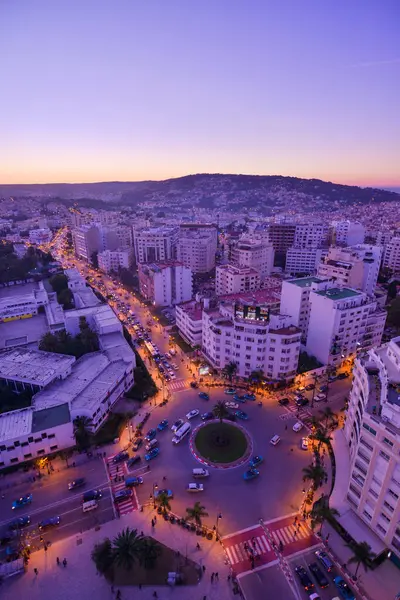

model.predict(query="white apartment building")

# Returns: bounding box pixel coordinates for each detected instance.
[231,236,274,279]
[306,287,386,365]
[293,223,329,249]
[285,247,324,276]
[343,337,400,556]
[72,224,103,262]
[331,220,365,246]
[175,298,208,347]
[177,231,217,273]
[383,236,400,272]
[101,225,133,251]
[29,228,52,245]
[138,262,193,307]
[318,245,382,296]
[215,264,261,296]
[202,302,301,380]
[98,248,134,273]
[133,226,179,264]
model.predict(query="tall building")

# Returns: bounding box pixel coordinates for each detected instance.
[265,222,297,253]
[293,223,329,249]
[285,247,324,276]
[318,245,382,296]
[175,296,212,347]
[98,248,134,273]
[177,226,217,273]
[343,337,400,556]
[138,262,192,306]
[331,220,365,246]
[215,264,261,296]
[231,236,274,279]
[383,236,400,272]
[72,224,103,262]
[133,226,179,264]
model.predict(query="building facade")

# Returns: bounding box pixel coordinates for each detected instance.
[133,226,179,264]
[285,247,324,276]
[215,264,261,296]
[383,237,400,273]
[98,248,134,273]
[331,220,365,246]
[138,262,193,306]
[230,236,274,279]
[318,245,382,296]
[177,230,217,273]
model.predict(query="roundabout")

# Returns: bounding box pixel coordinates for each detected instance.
[190,420,252,468]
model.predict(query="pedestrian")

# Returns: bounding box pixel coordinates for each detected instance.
[202,564,206,572]
[152,593,158,599]
[196,542,201,550]
[151,519,154,527]
[141,531,144,537]
[227,574,231,582]
[34,568,38,576]
[215,572,219,580]
[211,573,214,582]
[294,516,297,524]
[63,558,67,567]
[44,544,48,552]
[56,557,60,565]
[285,425,288,430]
[154,515,157,523]
[116,591,121,600]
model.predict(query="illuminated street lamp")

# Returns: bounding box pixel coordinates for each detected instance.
[215,512,222,540]
[151,482,158,508]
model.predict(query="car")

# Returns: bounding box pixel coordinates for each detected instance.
[83,489,102,502]
[186,409,200,420]
[308,562,329,588]
[249,455,264,467]
[294,565,314,591]
[132,438,143,451]
[9,516,31,530]
[38,516,61,530]
[190,381,199,388]
[305,383,315,391]
[233,394,246,403]
[199,392,209,400]
[315,550,334,572]
[145,447,160,461]
[337,372,349,379]
[114,489,133,503]
[319,384,328,392]
[235,410,248,420]
[278,397,290,406]
[201,412,214,421]
[154,488,173,499]
[11,494,33,509]
[157,420,169,431]
[113,451,129,463]
[243,468,260,481]
[225,401,239,409]
[314,393,326,402]
[244,393,256,400]
[171,419,185,432]
[125,476,144,487]
[293,421,303,432]
[224,388,236,395]
[295,397,309,407]
[145,428,157,441]
[328,375,337,382]
[301,437,309,450]
[187,483,204,492]
[333,576,355,599]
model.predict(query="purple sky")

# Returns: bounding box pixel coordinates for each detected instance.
[1,0,399,186]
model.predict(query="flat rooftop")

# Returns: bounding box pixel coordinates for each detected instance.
[289,276,325,288]
[219,288,281,305]
[0,348,75,385]
[0,408,33,443]
[0,314,49,350]
[0,281,39,299]
[315,288,361,300]
[32,403,71,433]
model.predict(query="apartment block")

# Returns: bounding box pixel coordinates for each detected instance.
[98,248,134,273]
[72,224,103,262]
[383,237,400,273]
[280,276,331,341]
[285,247,324,276]
[331,220,365,246]
[138,262,193,307]
[215,264,261,296]
[230,236,274,279]
[177,228,217,273]
[318,245,382,296]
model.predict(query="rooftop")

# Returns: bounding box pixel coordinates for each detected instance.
[0,314,49,350]
[31,403,71,433]
[0,408,33,443]
[0,281,39,299]
[315,288,361,301]
[289,276,325,288]
[219,288,281,305]
[0,348,75,385]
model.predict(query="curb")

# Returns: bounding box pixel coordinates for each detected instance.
[189,420,253,470]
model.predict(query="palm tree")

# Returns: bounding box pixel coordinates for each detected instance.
[186,501,209,527]
[91,538,113,575]
[310,502,340,535]
[346,541,376,578]
[73,415,93,450]
[302,463,327,490]
[223,361,237,383]
[112,527,144,571]
[156,492,171,515]
[249,369,264,392]
[310,374,319,408]
[319,406,337,430]
[310,426,332,452]
[139,537,162,569]
[212,400,229,422]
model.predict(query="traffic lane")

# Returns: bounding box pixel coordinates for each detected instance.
[288,548,342,600]
[0,459,108,523]
[134,387,310,533]
[239,563,296,600]
[0,489,114,561]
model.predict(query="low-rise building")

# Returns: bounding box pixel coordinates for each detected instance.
[98,248,134,273]
[29,228,52,245]
[215,264,261,296]
[138,262,193,306]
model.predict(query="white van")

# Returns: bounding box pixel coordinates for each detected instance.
[192,468,209,478]
[145,439,158,451]
[270,435,281,446]
[172,422,191,444]
[82,500,98,513]
[293,422,303,432]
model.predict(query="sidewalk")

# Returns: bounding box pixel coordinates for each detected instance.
[1,506,234,600]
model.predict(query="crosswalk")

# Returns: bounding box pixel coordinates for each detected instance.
[167,379,189,392]
[107,457,138,515]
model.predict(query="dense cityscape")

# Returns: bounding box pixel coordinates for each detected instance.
[1,2,399,600]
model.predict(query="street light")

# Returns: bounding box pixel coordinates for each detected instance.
[151,482,158,508]
[215,513,222,539]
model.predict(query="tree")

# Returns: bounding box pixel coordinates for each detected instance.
[91,538,113,575]
[39,332,60,353]
[249,370,264,391]
[186,501,209,527]
[156,492,171,515]
[139,537,162,570]
[112,527,144,571]
[310,426,332,452]
[302,464,327,491]
[387,297,400,328]
[73,415,93,449]
[58,287,74,309]
[346,541,376,578]
[319,406,337,430]
[223,361,237,383]
[212,400,229,423]
[310,502,339,535]
[49,273,68,294]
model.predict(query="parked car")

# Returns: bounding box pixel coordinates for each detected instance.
[157,420,168,431]
[319,385,328,392]
[224,388,236,395]
[12,494,33,509]
[333,576,355,599]
[154,488,173,499]
[68,478,85,491]
[295,397,309,407]
[278,397,289,406]
[145,447,160,461]
[294,566,314,591]
[186,409,200,420]
[305,383,315,391]
[38,516,61,530]
[114,489,133,503]
[244,393,256,400]
[199,392,209,400]
[201,412,214,421]
[187,483,204,492]
[243,468,260,481]
[308,562,329,588]
[171,419,185,432]
[315,550,333,572]
[9,516,30,530]
[113,451,129,463]
[301,437,309,450]
[249,455,264,467]
[190,381,198,388]
[225,401,239,409]
[337,372,349,379]
[293,421,303,432]
[235,410,249,420]
[125,476,144,487]
[132,438,143,451]
[83,489,102,502]
[144,428,157,441]
[315,393,326,402]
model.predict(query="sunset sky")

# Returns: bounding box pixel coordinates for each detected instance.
[1,0,399,186]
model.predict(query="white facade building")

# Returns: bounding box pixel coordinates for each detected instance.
[215,264,261,296]
[29,228,52,245]
[285,247,324,276]
[231,237,274,279]
[343,337,400,556]
[98,248,134,273]
[133,226,179,264]
[175,299,208,347]
[138,262,193,307]
[383,237,400,272]
[72,224,103,262]
[177,230,217,273]
[318,245,382,296]
[293,223,329,249]
[331,220,365,246]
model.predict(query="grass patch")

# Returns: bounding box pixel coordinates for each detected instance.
[93,413,127,445]
[194,422,248,463]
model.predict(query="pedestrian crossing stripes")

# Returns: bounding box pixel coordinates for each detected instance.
[167,379,189,392]
[107,456,137,515]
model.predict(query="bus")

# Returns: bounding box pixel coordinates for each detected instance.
[172,422,191,445]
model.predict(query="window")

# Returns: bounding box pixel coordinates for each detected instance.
[10,457,19,464]
[388,488,399,500]
[380,450,390,462]
[362,423,376,436]
[380,512,390,523]
[376,524,387,535]
[49,445,58,451]
[383,501,394,513]
[369,488,379,499]
[23,453,33,459]
[363,510,372,520]
[37,449,45,455]
[383,437,394,448]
